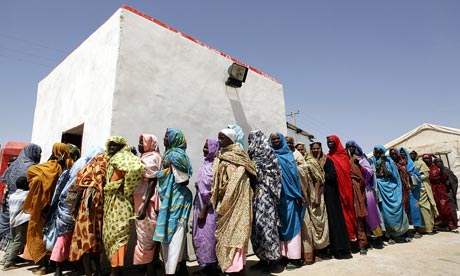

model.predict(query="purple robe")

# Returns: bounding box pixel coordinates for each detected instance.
[192,139,219,265]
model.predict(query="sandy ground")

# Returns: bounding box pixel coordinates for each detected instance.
[1,230,459,276]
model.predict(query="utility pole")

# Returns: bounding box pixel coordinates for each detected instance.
[287,110,300,127]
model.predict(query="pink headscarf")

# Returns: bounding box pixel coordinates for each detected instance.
[139,134,161,179]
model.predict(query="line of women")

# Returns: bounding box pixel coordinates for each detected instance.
[1,127,458,276]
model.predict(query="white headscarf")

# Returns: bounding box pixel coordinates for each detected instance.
[220,128,237,143]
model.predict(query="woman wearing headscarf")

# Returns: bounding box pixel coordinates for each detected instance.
[153,128,193,276]
[45,147,104,276]
[326,136,357,243]
[0,144,41,251]
[389,148,410,215]
[133,134,162,275]
[410,151,438,235]
[269,132,305,269]
[24,143,73,274]
[247,130,282,273]
[373,145,409,243]
[345,141,382,241]
[311,142,351,259]
[227,124,245,150]
[344,142,368,254]
[192,138,219,276]
[310,142,351,259]
[66,143,81,163]
[423,155,457,231]
[212,128,256,275]
[434,158,458,211]
[399,148,423,238]
[301,151,329,264]
[103,136,143,276]
[69,149,108,276]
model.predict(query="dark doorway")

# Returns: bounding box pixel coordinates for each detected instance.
[61,123,84,152]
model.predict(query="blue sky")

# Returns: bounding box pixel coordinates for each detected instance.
[2,0,459,153]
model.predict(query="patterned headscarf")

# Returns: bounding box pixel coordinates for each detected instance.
[0,143,42,193]
[248,130,281,199]
[164,128,192,176]
[105,136,130,157]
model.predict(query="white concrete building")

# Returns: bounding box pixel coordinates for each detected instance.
[31,5,286,167]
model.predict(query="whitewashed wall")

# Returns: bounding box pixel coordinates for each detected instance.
[111,7,286,173]
[31,10,122,160]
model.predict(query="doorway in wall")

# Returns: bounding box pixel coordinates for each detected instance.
[61,123,84,152]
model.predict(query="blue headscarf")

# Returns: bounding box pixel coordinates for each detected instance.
[0,144,42,193]
[270,132,305,241]
[346,140,365,157]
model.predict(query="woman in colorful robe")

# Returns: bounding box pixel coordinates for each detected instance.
[345,141,369,254]
[389,148,410,215]
[399,147,423,238]
[373,145,409,243]
[247,130,282,273]
[133,134,162,275]
[269,132,305,269]
[24,143,73,274]
[212,128,256,274]
[301,152,329,263]
[345,141,382,239]
[424,155,457,231]
[192,138,219,275]
[69,150,108,276]
[45,147,103,276]
[410,151,438,234]
[103,136,143,276]
[153,128,193,276]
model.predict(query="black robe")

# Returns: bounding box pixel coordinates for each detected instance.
[323,157,351,254]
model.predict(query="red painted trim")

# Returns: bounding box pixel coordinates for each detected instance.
[121,5,279,83]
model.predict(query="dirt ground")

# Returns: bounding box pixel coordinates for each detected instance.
[1,230,459,276]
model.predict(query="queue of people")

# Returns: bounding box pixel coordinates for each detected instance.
[0,126,458,276]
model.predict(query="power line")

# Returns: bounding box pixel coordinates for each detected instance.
[0,33,68,54]
[0,45,61,64]
[0,53,54,69]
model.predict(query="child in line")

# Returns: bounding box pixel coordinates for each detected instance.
[2,176,30,270]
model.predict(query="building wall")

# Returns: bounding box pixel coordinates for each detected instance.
[110,7,286,173]
[31,10,122,160]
